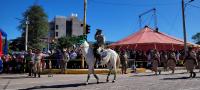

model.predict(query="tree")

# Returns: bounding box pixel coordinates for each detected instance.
[192,32,200,44]
[9,37,25,51]
[57,36,79,49]
[18,5,49,50]
[57,35,86,49]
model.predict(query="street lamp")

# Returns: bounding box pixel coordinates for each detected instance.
[181,0,194,56]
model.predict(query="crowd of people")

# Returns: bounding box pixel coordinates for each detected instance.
[0,47,83,76]
[116,47,200,76]
[0,29,200,78]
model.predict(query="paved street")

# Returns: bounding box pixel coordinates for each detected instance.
[0,70,200,90]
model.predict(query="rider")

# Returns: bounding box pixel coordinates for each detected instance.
[94,29,105,65]
[95,29,105,48]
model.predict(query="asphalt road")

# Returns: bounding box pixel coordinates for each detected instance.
[0,70,200,90]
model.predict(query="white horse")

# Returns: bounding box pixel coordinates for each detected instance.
[79,40,120,84]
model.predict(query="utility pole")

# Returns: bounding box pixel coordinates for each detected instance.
[81,0,87,69]
[181,0,194,56]
[83,0,87,35]
[181,0,187,56]
[25,17,29,51]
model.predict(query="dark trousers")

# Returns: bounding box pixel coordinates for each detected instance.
[28,62,33,76]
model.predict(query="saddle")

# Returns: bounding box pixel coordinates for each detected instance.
[93,43,101,65]
[93,43,108,66]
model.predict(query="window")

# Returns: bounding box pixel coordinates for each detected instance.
[56,25,59,29]
[56,32,58,37]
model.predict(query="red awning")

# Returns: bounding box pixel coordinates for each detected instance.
[109,26,197,51]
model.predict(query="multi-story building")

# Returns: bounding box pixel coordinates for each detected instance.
[49,14,83,41]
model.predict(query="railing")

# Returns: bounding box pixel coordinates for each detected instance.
[127,59,148,68]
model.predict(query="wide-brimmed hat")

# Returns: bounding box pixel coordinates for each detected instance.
[96,29,102,32]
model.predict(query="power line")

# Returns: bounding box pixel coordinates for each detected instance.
[188,3,200,9]
[90,0,179,7]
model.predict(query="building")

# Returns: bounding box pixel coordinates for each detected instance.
[49,14,84,41]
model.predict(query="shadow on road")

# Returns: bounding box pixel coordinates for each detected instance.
[0,76,30,79]
[131,74,156,77]
[161,77,200,80]
[19,82,107,90]
[130,72,193,77]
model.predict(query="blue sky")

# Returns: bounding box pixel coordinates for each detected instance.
[0,0,200,43]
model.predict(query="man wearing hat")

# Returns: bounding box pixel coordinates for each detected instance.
[95,29,105,48]
[94,29,106,65]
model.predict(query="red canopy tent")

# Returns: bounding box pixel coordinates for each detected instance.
[109,26,197,51]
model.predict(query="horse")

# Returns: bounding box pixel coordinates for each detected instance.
[79,40,120,84]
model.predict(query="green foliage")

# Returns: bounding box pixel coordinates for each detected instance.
[18,5,49,50]
[9,37,25,51]
[192,32,200,44]
[57,36,77,49]
[57,35,87,49]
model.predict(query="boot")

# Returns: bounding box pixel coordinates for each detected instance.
[158,70,161,75]
[192,72,196,78]
[172,70,174,74]
[34,73,36,78]
[38,72,40,78]
[189,72,192,78]
[28,72,31,76]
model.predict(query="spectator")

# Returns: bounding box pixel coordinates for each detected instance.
[120,51,128,74]
[160,51,168,71]
[184,47,198,78]
[70,50,77,60]
[0,57,3,73]
[61,49,70,74]
[167,50,177,74]
[25,49,34,76]
[151,50,161,75]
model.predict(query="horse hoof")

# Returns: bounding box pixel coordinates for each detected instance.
[97,81,99,84]
[85,82,88,85]
[106,80,109,82]
[112,80,115,83]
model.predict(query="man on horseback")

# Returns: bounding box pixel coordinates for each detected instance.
[94,29,105,65]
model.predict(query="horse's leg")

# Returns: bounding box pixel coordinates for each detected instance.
[112,66,117,83]
[106,69,112,82]
[92,69,99,84]
[85,68,91,85]
[86,67,92,85]
[86,74,90,85]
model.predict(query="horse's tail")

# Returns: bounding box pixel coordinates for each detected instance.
[116,54,120,68]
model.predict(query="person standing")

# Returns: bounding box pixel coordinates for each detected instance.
[196,50,200,72]
[184,47,198,78]
[167,51,177,74]
[33,49,45,78]
[120,51,128,74]
[61,49,70,74]
[25,49,34,76]
[151,50,161,75]
[160,51,168,71]
[0,57,3,73]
